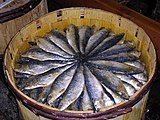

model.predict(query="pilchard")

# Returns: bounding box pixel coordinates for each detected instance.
[88,33,125,56]
[36,37,73,58]
[80,86,93,111]
[66,24,80,53]
[87,60,143,75]
[45,32,75,55]
[122,81,136,96]
[91,42,135,58]
[88,66,129,99]
[22,63,74,90]
[47,64,78,106]
[14,60,73,76]
[125,60,145,70]
[115,74,143,90]
[132,72,148,83]
[85,29,109,54]
[89,53,138,63]
[21,47,73,61]
[50,29,67,41]
[79,26,91,54]
[58,65,85,111]
[83,66,114,111]
[102,83,125,104]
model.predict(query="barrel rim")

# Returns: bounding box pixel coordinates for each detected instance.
[3,7,157,119]
[0,0,42,23]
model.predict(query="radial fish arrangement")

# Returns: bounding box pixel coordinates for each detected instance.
[14,24,147,112]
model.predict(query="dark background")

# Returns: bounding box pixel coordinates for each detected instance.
[0,0,160,120]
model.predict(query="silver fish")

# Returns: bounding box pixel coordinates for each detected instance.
[125,60,145,71]
[88,66,129,99]
[87,60,143,75]
[92,42,135,58]
[45,32,75,55]
[36,37,73,58]
[90,53,138,63]
[80,86,93,111]
[14,61,73,76]
[29,88,40,100]
[37,85,52,103]
[85,29,109,54]
[22,64,74,90]
[47,64,78,106]
[79,26,91,54]
[115,74,143,90]
[101,83,125,104]
[84,66,114,111]
[50,29,67,41]
[88,33,125,56]
[58,65,85,111]
[91,25,97,35]
[21,47,72,61]
[122,81,136,96]
[129,50,141,58]
[132,72,148,83]
[66,24,80,53]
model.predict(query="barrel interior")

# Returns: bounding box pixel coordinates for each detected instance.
[3,8,156,115]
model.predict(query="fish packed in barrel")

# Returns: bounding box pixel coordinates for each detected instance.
[14,24,147,112]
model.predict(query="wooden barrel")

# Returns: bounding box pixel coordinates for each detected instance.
[0,0,48,54]
[3,8,156,120]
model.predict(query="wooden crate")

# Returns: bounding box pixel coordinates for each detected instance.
[3,8,156,120]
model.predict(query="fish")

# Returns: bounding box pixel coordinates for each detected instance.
[89,53,138,63]
[79,26,91,54]
[122,81,136,96]
[80,86,93,111]
[50,29,67,41]
[47,64,78,106]
[58,65,85,111]
[101,83,125,104]
[115,74,143,90]
[68,97,82,110]
[37,85,52,103]
[29,88,41,100]
[66,24,80,53]
[88,33,125,56]
[14,60,74,76]
[45,32,75,55]
[125,60,145,72]
[132,72,148,83]
[83,66,114,111]
[22,63,74,90]
[90,41,135,58]
[87,60,143,75]
[36,37,73,58]
[90,25,97,35]
[88,66,129,99]
[21,47,73,61]
[85,29,110,54]
[129,50,141,58]
[14,72,32,79]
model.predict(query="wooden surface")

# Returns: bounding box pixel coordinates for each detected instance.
[54,0,160,64]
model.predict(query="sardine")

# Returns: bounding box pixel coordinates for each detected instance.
[66,24,80,53]
[79,26,91,54]
[102,83,125,104]
[83,66,114,111]
[91,42,135,58]
[80,86,93,111]
[87,60,143,75]
[88,66,129,99]
[122,81,136,96]
[125,60,145,70]
[22,64,74,90]
[58,65,85,111]
[14,72,32,79]
[89,53,138,63]
[47,64,78,106]
[50,29,67,41]
[85,29,109,54]
[14,60,74,76]
[21,47,73,61]
[36,37,73,58]
[45,32,75,55]
[90,25,97,35]
[132,72,148,83]
[115,74,143,90]
[88,33,125,56]
[29,88,41,100]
